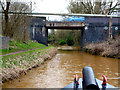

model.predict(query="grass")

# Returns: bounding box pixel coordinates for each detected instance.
[0,40,46,55]
[0,38,56,82]
[1,45,57,82]
[1,46,53,68]
[0,39,56,69]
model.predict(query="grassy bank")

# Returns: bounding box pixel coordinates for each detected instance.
[0,40,57,83]
[0,40,45,55]
[83,36,120,59]
[1,46,57,83]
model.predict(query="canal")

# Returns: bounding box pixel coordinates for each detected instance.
[2,50,119,88]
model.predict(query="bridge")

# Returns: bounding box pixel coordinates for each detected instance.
[0,11,120,49]
[26,14,120,49]
[44,21,85,49]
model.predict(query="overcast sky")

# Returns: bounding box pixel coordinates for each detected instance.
[2,0,118,20]
[31,0,69,20]
[32,0,69,13]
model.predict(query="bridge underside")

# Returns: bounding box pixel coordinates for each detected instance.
[44,21,85,49]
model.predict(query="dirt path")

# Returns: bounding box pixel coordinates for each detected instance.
[1,46,46,57]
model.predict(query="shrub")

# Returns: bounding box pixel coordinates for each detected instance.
[66,36,74,46]
[58,40,66,45]
[48,34,55,44]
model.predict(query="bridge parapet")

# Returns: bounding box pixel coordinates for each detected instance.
[45,21,85,29]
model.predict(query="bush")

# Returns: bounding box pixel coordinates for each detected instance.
[66,36,74,46]
[58,40,66,45]
[48,34,55,44]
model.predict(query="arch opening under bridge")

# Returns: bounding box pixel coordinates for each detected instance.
[44,21,85,49]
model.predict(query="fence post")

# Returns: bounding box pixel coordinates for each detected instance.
[110,17,113,39]
[0,5,2,90]
[24,14,26,42]
[0,7,2,36]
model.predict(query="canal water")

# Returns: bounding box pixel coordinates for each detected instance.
[2,50,119,88]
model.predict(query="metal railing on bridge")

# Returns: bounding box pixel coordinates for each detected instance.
[1,11,120,17]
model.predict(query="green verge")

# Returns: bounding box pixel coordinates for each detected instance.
[1,46,53,69]
[0,40,46,55]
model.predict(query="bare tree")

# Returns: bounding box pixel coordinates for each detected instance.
[0,0,11,36]
[9,2,30,38]
[68,0,120,14]
[0,1,31,39]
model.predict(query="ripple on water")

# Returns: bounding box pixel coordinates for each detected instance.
[2,51,119,88]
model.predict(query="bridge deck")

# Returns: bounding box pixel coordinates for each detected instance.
[45,21,85,29]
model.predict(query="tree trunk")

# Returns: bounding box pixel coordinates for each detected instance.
[4,2,11,37]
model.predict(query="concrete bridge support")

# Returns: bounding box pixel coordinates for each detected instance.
[45,28,48,46]
[81,29,84,50]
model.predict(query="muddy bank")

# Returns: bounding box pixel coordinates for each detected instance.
[83,36,120,59]
[1,47,57,84]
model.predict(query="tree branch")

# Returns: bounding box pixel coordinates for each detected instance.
[0,1,5,11]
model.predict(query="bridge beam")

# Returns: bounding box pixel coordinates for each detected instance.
[46,21,85,29]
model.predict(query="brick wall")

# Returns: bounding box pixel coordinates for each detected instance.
[83,17,120,44]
